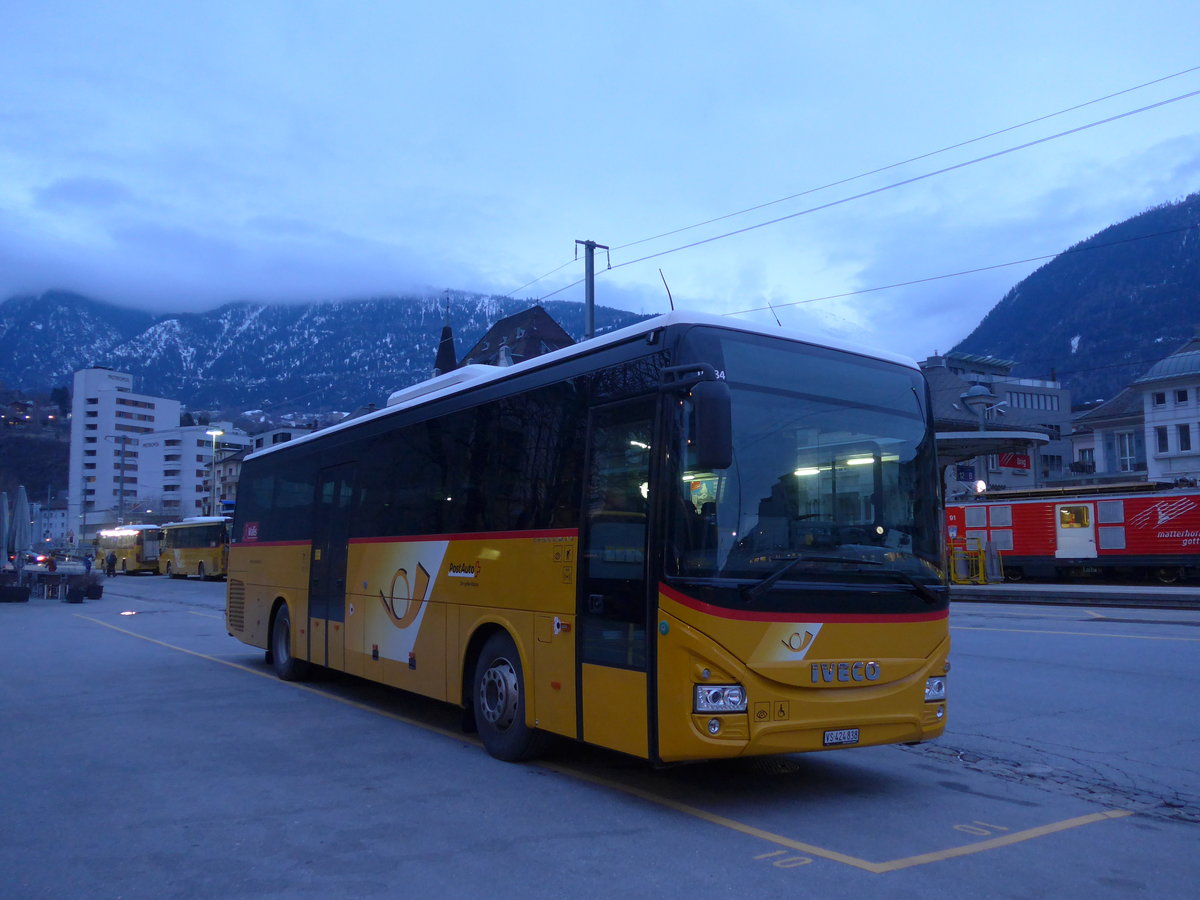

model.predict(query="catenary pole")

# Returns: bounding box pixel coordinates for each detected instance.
[575,239,608,340]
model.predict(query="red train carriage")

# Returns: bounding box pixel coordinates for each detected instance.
[946,487,1200,583]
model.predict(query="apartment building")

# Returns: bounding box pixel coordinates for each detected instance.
[139,423,251,519]
[68,368,180,541]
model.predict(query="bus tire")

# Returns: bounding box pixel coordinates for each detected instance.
[472,631,546,762]
[197,562,207,581]
[271,603,310,682]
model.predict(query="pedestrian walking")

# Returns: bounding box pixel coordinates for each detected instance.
[105,551,117,577]
[83,554,93,574]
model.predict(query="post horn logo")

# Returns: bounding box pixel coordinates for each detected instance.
[379,563,430,629]
[782,629,817,653]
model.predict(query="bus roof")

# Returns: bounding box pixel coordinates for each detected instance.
[246,309,920,462]
[161,516,231,527]
[97,523,161,535]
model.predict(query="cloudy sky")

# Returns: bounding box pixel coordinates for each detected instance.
[3,1,1198,360]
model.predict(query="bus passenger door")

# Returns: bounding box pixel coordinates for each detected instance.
[309,463,355,669]
[577,399,655,758]
[1054,502,1097,558]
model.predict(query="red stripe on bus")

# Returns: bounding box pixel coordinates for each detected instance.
[350,528,579,544]
[658,583,949,623]
[230,539,311,548]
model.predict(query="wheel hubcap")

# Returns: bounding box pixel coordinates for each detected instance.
[479,657,519,731]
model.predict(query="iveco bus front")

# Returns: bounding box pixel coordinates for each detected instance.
[654,325,949,761]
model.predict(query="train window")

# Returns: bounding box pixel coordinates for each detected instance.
[1058,505,1090,529]
[989,529,1013,551]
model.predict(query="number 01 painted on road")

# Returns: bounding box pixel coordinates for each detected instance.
[755,850,813,868]
[954,820,1009,836]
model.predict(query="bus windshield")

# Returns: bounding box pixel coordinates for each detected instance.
[668,328,943,599]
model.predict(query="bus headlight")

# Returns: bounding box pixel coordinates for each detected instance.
[695,684,747,713]
[925,677,947,702]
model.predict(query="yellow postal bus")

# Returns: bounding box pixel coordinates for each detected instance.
[226,312,949,763]
[160,516,231,580]
[94,524,162,574]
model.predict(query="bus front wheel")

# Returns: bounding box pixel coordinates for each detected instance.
[197,562,207,581]
[472,631,546,762]
[271,603,310,682]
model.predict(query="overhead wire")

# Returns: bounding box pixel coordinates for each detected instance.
[529,86,1200,303]
[724,222,1199,316]
[503,64,1200,299]
[611,64,1200,252]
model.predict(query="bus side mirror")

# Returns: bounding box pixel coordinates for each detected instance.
[692,380,732,469]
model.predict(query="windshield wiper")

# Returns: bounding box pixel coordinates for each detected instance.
[741,554,856,604]
[877,567,945,605]
[741,554,944,605]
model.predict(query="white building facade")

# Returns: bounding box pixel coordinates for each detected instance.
[1136,338,1200,486]
[140,423,251,519]
[68,368,181,542]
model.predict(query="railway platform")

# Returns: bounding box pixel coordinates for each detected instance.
[951,581,1200,610]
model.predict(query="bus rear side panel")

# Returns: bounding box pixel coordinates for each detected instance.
[226,542,311,652]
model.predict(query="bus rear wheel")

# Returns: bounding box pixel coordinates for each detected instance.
[271,603,310,681]
[472,631,546,762]
[197,562,207,581]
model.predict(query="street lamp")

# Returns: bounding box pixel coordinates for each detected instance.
[206,429,225,516]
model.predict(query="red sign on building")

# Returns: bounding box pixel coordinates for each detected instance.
[998,453,1031,469]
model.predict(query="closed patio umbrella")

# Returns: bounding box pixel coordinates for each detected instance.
[11,485,31,564]
[0,491,9,569]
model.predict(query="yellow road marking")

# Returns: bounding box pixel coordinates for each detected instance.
[541,762,1132,873]
[76,613,1134,873]
[73,614,472,744]
[870,809,1132,872]
[952,625,1200,641]
[188,611,224,620]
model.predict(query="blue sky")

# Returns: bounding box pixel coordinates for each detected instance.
[2,1,1198,361]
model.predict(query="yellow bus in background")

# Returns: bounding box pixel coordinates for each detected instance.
[226,312,949,763]
[94,524,162,574]
[160,516,231,580]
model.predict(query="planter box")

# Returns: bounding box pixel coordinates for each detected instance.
[0,585,31,603]
[85,584,104,600]
[66,588,85,604]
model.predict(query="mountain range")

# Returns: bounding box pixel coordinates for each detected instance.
[0,292,646,415]
[2,191,1198,416]
[954,191,1200,402]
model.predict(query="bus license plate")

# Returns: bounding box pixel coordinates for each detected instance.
[824,728,860,746]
